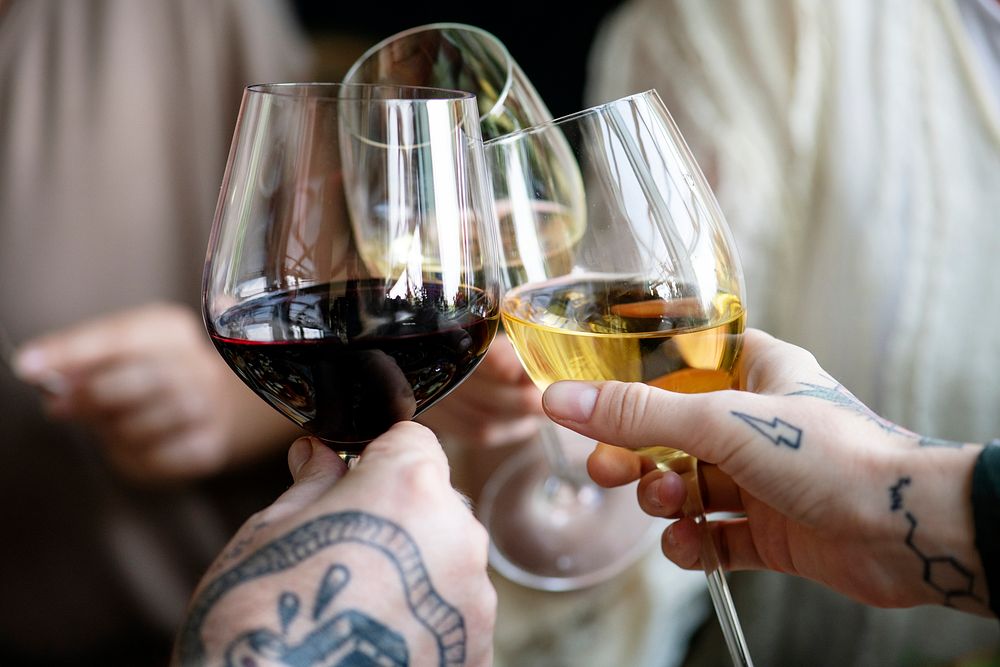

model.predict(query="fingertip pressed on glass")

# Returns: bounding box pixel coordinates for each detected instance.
[202,83,502,461]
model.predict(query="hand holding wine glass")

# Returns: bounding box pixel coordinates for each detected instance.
[203,83,501,463]
[175,422,497,666]
[542,328,992,617]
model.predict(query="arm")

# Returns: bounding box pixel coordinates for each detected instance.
[14,303,300,482]
[541,328,994,617]
[173,422,495,666]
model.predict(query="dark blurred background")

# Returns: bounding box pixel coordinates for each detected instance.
[290,0,626,117]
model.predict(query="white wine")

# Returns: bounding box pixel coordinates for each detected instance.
[502,275,745,466]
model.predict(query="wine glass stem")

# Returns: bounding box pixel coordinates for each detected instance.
[682,461,754,667]
[538,419,570,472]
[537,419,589,490]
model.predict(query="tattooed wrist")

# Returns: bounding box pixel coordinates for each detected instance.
[888,475,983,609]
[882,444,990,614]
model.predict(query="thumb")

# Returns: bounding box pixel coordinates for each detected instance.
[542,380,745,464]
[260,437,348,521]
[288,436,349,485]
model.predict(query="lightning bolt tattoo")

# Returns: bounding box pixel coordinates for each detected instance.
[732,412,803,450]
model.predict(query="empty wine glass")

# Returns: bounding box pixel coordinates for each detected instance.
[345,24,657,591]
[202,83,501,463]
[486,90,753,666]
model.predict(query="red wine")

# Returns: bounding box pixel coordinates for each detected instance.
[210,279,498,452]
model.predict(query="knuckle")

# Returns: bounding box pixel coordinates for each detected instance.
[397,459,446,499]
[604,381,652,438]
[476,580,498,626]
[467,518,490,566]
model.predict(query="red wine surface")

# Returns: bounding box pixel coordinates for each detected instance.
[210,279,498,450]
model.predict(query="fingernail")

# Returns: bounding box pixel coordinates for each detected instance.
[665,523,678,548]
[543,382,598,423]
[645,477,663,509]
[288,437,315,477]
[13,347,47,378]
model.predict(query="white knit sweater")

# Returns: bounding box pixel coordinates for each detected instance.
[588,0,1000,443]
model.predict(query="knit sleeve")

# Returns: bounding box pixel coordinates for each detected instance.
[972,441,1000,618]
[583,0,830,331]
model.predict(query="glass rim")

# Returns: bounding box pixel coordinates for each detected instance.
[244,81,478,103]
[483,89,658,147]
[342,22,515,122]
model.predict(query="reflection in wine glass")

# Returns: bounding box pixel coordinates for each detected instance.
[345,24,658,591]
[485,90,753,666]
[202,83,501,463]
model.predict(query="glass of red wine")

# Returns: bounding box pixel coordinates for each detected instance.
[202,83,502,463]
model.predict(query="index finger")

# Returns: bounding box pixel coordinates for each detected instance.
[354,421,450,479]
[17,319,135,378]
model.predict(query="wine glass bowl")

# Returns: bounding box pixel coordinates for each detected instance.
[485,90,752,664]
[343,22,552,139]
[344,25,657,593]
[202,83,501,461]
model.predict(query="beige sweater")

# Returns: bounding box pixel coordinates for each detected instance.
[0,1,308,661]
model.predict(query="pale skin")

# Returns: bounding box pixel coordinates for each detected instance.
[173,421,496,666]
[542,328,993,617]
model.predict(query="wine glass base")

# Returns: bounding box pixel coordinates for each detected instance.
[478,442,659,592]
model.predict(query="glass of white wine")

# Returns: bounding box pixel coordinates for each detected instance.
[485,90,753,666]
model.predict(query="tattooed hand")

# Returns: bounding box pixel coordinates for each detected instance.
[541,329,992,616]
[173,422,496,666]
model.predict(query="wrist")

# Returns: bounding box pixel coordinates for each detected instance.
[876,443,989,614]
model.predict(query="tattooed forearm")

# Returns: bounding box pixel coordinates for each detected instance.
[888,477,982,607]
[176,511,466,667]
[731,412,803,449]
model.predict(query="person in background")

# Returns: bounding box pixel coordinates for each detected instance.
[0,2,540,663]
[0,1,311,663]
[586,0,1000,664]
